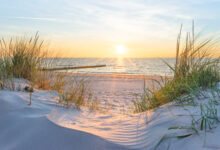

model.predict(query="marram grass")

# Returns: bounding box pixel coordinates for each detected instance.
[0,33,98,110]
[0,32,47,82]
[133,25,220,112]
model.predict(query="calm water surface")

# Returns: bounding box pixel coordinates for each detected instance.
[47,58,175,76]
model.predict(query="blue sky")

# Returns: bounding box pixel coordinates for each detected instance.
[0,0,220,57]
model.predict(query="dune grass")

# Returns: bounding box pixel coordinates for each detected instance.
[0,33,47,82]
[0,33,98,110]
[133,25,220,112]
[154,87,220,150]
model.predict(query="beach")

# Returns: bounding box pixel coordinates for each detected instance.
[0,75,219,150]
[0,75,150,150]
[1,1,220,149]
[84,74,161,113]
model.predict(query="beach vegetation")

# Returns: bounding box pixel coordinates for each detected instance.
[0,33,98,110]
[154,89,220,149]
[133,24,220,112]
[0,32,46,82]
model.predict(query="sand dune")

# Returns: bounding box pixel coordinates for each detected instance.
[0,91,127,150]
[0,77,220,150]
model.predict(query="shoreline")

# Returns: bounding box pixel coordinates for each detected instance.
[67,72,173,80]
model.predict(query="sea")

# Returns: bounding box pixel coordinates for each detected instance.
[47,58,175,76]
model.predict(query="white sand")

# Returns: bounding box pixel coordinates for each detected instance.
[0,76,220,150]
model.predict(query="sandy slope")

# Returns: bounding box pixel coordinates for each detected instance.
[0,77,220,150]
[0,91,127,150]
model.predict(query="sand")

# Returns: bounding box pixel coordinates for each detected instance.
[0,91,127,150]
[0,76,220,150]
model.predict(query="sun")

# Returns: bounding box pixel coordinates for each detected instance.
[116,45,126,55]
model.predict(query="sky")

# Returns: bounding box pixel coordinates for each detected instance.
[1,0,220,58]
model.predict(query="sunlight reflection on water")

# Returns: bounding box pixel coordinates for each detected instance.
[44,58,175,76]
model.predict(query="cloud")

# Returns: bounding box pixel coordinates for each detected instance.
[0,0,220,42]
[14,17,66,23]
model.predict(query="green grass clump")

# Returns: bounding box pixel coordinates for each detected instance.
[0,32,46,83]
[134,25,220,112]
[0,33,98,110]
[154,89,220,150]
